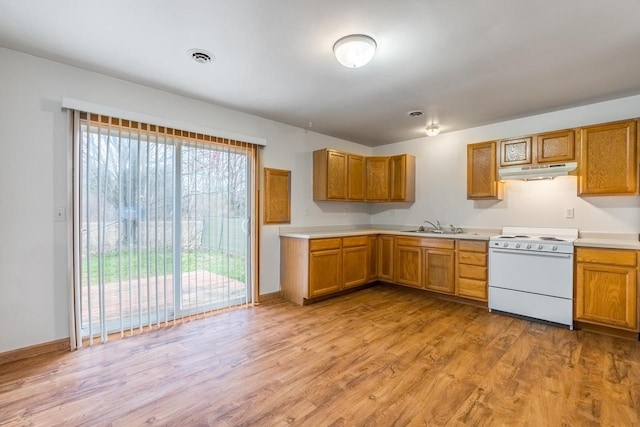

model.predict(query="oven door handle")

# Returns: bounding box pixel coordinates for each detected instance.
[490,248,572,259]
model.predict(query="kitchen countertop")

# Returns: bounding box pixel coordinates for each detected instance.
[279,225,498,241]
[575,231,640,250]
[279,226,640,249]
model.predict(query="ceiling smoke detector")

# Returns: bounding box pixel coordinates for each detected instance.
[187,49,214,64]
[407,110,424,117]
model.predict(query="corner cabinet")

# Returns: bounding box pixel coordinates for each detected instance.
[577,120,638,196]
[575,247,638,332]
[314,149,415,202]
[467,141,503,200]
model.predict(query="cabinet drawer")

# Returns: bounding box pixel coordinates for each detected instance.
[457,240,487,253]
[394,236,422,247]
[576,248,637,267]
[309,238,342,251]
[457,278,487,301]
[342,235,369,247]
[458,264,487,280]
[458,251,487,266]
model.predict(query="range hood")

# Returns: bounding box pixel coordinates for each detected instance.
[499,162,577,181]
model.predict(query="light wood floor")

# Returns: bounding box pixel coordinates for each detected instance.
[1,285,639,426]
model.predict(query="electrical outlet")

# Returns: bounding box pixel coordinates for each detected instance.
[55,207,66,222]
[564,207,574,219]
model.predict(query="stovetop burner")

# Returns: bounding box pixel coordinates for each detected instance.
[539,236,565,241]
[498,235,530,239]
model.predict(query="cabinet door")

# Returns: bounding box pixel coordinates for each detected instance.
[326,150,348,199]
[578,120,638,195]
[377,236,393,281]
[394,245,422,288]
[309,249,342,297]
[424,249,455,294]
[499,137,532,167]
[347,154,365,201]
[389,155,415,202]
[575,263,638,330]
[536,129,575,163]
[343,245,368,288]
[467,141,502,200]
[367,236,378,281]
[366,157,390,201]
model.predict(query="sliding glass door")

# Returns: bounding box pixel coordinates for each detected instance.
[75,113,254,343]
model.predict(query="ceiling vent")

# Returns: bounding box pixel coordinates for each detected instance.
[187,49,214,64]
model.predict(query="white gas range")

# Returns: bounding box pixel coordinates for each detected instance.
[488,227,578,329]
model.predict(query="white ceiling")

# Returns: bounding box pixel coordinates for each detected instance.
[1,0,640,146]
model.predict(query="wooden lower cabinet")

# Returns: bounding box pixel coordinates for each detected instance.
[378,236,394,281]
[394,244,422,288]
[280,235,378,305]
[342,236,368,289]
[575,247,639,331]
[456,240,488,301]
[281,234,486,306]
[424,249,455,294]
[368,236,378,281]
[393,236,456,294]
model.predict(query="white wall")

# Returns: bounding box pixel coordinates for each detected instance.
[371,96,640,232]
[0,47,371,353]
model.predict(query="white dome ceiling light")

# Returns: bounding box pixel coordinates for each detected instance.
[333,34,377,68]
[425,124,440,136]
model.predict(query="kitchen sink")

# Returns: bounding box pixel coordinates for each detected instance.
[402,229,462,235]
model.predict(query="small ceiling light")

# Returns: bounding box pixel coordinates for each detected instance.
[333,34,377,68]
[425,124,440,136]
[187,48,214,64]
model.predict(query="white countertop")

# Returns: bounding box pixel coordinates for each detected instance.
[279,226,640,249]
[575,231,640,250]
[279,225,497,241]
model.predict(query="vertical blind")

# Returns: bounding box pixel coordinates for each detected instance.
[71,111,258,347]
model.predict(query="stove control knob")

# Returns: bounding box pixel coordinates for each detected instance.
[503,242,509,248]
[537,244,543,250]
[515,243,521,248]
[526,244,532,249]
[552,245,558,251]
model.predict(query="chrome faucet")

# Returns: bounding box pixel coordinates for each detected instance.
[423,220,442,231]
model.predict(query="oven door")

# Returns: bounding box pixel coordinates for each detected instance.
[489,248,573,298]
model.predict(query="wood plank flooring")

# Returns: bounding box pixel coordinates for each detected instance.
[1,284,639,426]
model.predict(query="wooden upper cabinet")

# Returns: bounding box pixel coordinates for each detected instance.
[499,137,532,167]
[313,149,347,200]
[536,129,575,163]
[578,120,638,196]
[347,154,365,201]
[467,141,503,200]
[389,155,416,202]
[366,157,390,201]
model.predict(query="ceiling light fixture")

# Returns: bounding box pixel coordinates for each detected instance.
[425,124,440,136]
[333,34,377,68]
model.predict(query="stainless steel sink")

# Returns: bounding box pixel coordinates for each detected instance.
[402,229,458,235]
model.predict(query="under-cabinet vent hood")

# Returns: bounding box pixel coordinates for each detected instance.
[499,162,577,181]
